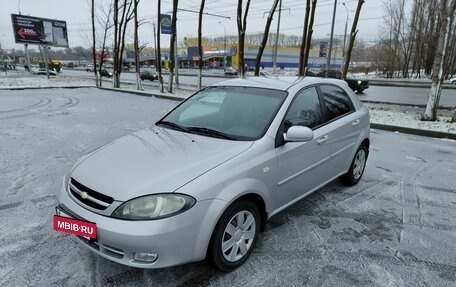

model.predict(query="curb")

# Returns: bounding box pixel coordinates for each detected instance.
[360,99,455,110]
[98,87,185,102]
[370,123,456,140]
[0,85,93,91]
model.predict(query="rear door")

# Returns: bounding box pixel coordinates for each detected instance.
[318,84,361,175]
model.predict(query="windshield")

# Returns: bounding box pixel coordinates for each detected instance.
[157,86,287,141]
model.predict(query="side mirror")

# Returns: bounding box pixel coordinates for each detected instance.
[283,126,314,142]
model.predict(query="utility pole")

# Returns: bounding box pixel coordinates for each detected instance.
[326,0,337,77]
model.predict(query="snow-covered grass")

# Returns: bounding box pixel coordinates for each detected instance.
[1,71,455,134]
[367,103,455,134]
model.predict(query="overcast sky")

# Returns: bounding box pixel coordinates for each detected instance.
[0,0,393,50]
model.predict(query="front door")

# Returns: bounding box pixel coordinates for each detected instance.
[275,87,333,210]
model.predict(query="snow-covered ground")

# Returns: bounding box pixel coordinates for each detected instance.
[1,71,455,134]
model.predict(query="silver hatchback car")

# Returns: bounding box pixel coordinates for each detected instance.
[55,77,370,271]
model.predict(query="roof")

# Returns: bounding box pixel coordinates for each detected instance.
[212,76,347,91]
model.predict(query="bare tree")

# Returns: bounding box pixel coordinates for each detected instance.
[113,0,134,88]
[168,0,178,93]
[237,0,251,78]
[157,1,164,92]
[197,0,205,89]
[298,0,310,76]
[91,0,98,87]
[303,0,317,71]
[134,0,141,90]
[254,0,279,76]
[422,0,456,121]
[342,0,365,80]
[97,2,114,87]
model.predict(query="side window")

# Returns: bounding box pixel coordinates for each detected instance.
[283,87,322,131]
[320,85,353,121]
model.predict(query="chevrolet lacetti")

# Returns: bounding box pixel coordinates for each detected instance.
[55,76,370,271]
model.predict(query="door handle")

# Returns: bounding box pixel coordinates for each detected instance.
[352,119,360,126]
[317,135,328,144]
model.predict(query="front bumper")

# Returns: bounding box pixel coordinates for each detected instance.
[56,181,226,269]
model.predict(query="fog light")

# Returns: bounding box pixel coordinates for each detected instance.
[134,252,158,263]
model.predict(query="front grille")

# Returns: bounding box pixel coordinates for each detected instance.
[69,178,114,210]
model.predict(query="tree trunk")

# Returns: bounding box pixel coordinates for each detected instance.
[342,0,365,80]
[113,0,119,87]
[91,0,99,87]
[134,0,141,90]
[422,0,456,121]
[157,1,164,92]
[168,0,178,93]
[298,0,310,76]
[254,0,279,76]
[303,0,317,71]
[198,0,205,89]
[237,0,251,78]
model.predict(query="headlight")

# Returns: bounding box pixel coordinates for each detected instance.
[357,80,362,84]
[112,194,195,220]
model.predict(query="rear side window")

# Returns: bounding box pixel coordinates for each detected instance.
[319,85,353,121]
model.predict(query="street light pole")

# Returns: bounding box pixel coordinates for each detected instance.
[326,0,337,77]
[218,21,226,69]
[342,2,349,62]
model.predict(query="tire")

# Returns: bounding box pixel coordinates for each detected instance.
[357,88,364,93]
[208,200,260,272]
[340,144,368,186]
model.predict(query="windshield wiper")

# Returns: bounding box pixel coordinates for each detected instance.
[187,127,237,140]
[156,120,190,132]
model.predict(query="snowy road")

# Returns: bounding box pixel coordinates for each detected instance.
[1,88,456,286]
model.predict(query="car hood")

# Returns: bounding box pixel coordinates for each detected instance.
[71,127,253,201]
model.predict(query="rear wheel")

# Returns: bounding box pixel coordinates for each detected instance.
[340,144,368,186]
[208,200,260,272]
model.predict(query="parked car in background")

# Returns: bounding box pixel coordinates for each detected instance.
[100,69,113,78]
[316,70,369,93]
[140,70,159,81]
[34,68,57,76]
[449,77,456,84]
[86,65,94,72]
[224,67,238,75]
[55,76,370,272]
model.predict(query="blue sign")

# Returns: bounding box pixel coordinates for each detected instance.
[160,14,172,35]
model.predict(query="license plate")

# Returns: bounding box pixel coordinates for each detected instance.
[54,208,97,240]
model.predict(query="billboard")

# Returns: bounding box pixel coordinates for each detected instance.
[11,14,69,47]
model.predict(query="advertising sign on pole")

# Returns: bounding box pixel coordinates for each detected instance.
[11,14,69,47]
[160,14,172,35]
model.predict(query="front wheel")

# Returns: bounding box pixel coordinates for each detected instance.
[208,200,260,272]
[340,144,368,186]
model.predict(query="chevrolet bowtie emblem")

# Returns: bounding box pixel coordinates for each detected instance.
[80,192,89,199]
